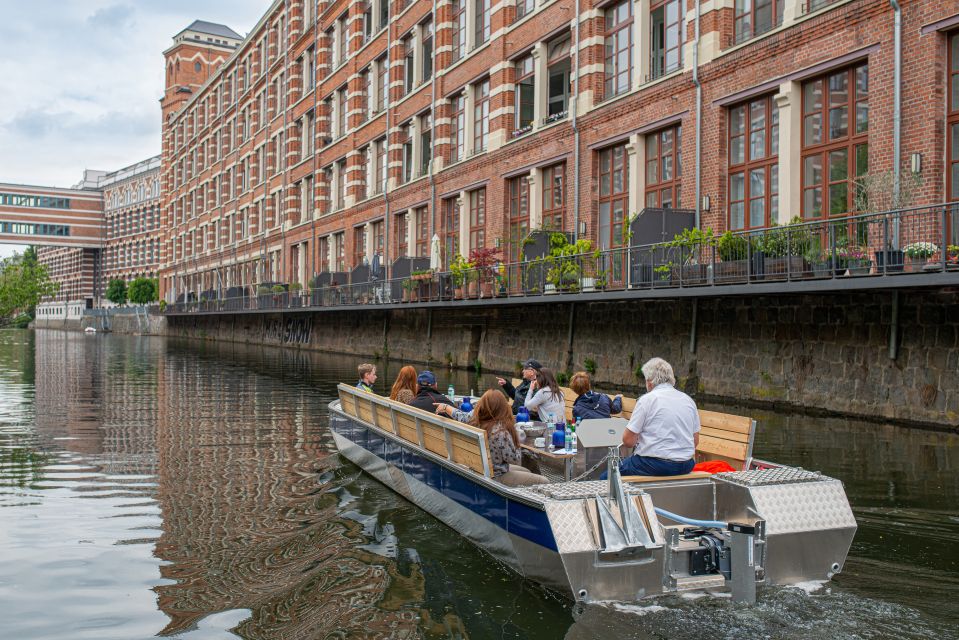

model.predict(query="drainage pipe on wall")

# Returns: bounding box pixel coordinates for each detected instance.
[693,0,702,229]
[572,0,581,241]
[429,0,438,244]
[890,0,902,247]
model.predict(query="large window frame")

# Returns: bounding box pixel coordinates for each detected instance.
[415,206,429,257]
[452,0,467,63]
[801,64,869,219]
[650,0,683,80]
[449,93,466,163]
[734,0,784,45]
[508,176,530,262]
[352,226,366,268]
[514,55,535,135]
[396,212,409,257]
[443,197,461,264]
[469,188,487,251]
[473,79,490,153]
[728,96,779,230]
[645,124,682,208]
[948,32,959,239]
[598,145,629,283]
[542,163,565,230]
[604,0,633,100]
[474,0,491,47]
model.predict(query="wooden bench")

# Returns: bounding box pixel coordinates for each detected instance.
[508,379,756,481]
[337,384,494,478]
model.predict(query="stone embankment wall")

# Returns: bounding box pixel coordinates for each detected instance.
[165,291,958,428]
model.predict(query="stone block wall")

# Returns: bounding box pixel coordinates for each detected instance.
[165,289,959,427]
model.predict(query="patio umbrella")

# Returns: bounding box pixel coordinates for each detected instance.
[430,234,441,271]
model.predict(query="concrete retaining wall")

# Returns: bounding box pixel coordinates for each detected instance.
[164,290,959,427]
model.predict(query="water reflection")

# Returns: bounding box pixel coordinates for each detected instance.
[0,330,956,639]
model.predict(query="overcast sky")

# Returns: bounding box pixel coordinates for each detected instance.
[0,0,267,258]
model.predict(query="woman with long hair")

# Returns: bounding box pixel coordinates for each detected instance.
[468,390,547,487]
[525,367,566,423]
[389,365,418,404]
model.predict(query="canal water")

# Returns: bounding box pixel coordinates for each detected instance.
[0,329,956,640]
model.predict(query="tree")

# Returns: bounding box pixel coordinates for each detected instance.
[0,248,59,319]
[105,278,127,305]
[128,277,158,305]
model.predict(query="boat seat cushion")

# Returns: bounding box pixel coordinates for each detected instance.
[622,471,712,483]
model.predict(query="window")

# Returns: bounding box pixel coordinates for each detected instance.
[396,212,409,256]
[401,122,414,183]
[422,20,433,82]
[543,164,565,230]
[650,0,683,80]
[403,35,415,94]
[303,110,315,160]
[336,159,347,210]
[948,32,959,244]
[372,220,384,259]
[374,137,387,194]
[303,0,313,25]
[474,0,490,47]
[469,188,486,250]
[415,206,429,256]
[451,0,466,62]
[473,80,490,152]
[304,47,315,90]
[443,198,460,264]
[334,232,345,271]
[319,236,329,272]
[547,37,572,120]
[514,55,535,135]
[376,56,389,112]
[325,27,336,70]
[362,4,372,43]
[729,97,779,230]
[337,14,347,63]
[645,125,682,208]
[357,148,369,201]
[515,0,534,21]
[734,0,784,45]
[360,68,371,120]
[337,87,348,136]
[508,176,529,261]
[605,0,633,98]
[353,226,366,267]
[420,112,432,177]
[598,144,629,252]
[377,0,389,31]
[801,64,868,218]
[449,93,466,163]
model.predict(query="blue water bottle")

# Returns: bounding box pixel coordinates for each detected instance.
[516,406,529,423]
[460,396,473,413]
[553,422,566,450]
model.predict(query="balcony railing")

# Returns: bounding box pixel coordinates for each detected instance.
[163,204,959,314]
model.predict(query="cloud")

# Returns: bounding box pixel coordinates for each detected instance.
[87,4,136,30]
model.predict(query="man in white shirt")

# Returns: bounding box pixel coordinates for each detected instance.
[605,357,700,477]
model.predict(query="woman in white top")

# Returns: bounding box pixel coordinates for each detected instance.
[525,367,566,423]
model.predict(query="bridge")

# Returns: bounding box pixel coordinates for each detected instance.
[0,182,104,249]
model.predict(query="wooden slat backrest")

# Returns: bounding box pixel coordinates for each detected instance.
[336,384,493,478]
[695,411,755,470]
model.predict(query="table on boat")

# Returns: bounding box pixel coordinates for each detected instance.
[519,441,577,481]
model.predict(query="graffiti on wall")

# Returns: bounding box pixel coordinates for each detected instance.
[264,316,313,345]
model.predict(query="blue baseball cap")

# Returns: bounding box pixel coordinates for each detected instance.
[417,370,436,386]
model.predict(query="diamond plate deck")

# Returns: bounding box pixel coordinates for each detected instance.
[748,480,857,535]
[716,466,825,487]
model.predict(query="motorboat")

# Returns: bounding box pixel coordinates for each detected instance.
[330,383,856,604]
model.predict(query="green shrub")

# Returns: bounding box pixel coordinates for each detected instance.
[105,278,127,305]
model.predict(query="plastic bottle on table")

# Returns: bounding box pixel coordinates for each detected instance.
[565,424,573,453]
[447,383,455,400]
[571,418,580,453]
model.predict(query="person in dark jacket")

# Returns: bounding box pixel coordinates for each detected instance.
[409,370,457,412]
[570,371,623,421]
[497,358,542,417]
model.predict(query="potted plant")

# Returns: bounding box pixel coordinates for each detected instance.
[715,231,751,283]
[665,227,715,285]
[903,242,939,272]
[836,244,870,275]
[758,218,812,280]
[543,233,590,292]
[449,254,470,299]
[948,245,959,270]
[653,262,674,287]
[468,247,501,297]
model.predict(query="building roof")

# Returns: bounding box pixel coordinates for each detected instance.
[176,20,242,41]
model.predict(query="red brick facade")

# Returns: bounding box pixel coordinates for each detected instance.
[158,1,959,301]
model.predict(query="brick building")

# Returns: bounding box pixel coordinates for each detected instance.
[158,1,959,301]
[99,156,163,286]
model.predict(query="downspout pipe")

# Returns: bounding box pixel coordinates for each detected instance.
[572,0,581,241]
[429,0,438,245]
[890,0,902,247]
[693,0,702,230]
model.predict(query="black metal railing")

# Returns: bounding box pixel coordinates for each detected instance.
[163,204,959,314]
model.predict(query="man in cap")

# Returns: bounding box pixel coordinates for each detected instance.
[497,358,542,418]
[409,370,457,413]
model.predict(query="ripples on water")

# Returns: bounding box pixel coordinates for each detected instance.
[0,329,955,639]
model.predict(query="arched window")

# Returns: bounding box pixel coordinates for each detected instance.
[194,61,202,72]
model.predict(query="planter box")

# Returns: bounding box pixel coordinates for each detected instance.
[544,283,557,295]
[580,277,595,292]
[907,256,932,272]
[669,264,708,286]
[763,256,809,280]
[874,250,904,273]
[845,259,871,276]
[714,260,749,283]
